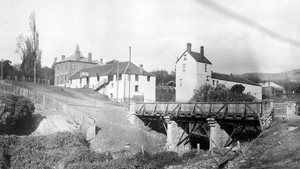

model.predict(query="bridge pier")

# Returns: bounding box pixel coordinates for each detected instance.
[165,116,191,151]
[209,119,230,149]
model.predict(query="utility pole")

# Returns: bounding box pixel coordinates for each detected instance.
[116,61,119,102]
[128,46,131,101]
[34,57,36,84]
[1,59,3,80]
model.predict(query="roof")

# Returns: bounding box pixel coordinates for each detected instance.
[177,50,212,64]
[212,72,261,86]
[188,51,212,64]
[56,53,95,64]
[70,61,154,79]
[259,82,284,89]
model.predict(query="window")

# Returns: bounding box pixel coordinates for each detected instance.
[180,79,182,86]
[135,75,139,81]
[65,74,67,81]
[118,74,122,81]
[217,81,219,85]
[205,64,207,72]
[206,76,209,81]
[70,79,72,84]
[213,80,215,86]
[110,93,113,98]
[61,75,63,83]
[111,83,114,87]
[65,62,67,69]
[71,63,75,70]
[135,85,139,92]
[61,64,63,70]
[57,64,59,71]
[57,75,59,84]
[147,76,150,82]
[184,55,187,60]
[108,75,114,81]
[183,64,186,72]
[97,73,99,81]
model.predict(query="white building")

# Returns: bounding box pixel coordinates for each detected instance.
[176,43,262,102]
[69,61,156,102]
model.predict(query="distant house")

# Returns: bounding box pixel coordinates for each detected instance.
[69,61,156,102]
[54,48,97,87]
[176,43,262,102]
[259,82,285,97]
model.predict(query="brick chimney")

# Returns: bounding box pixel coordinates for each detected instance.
[200,46,204,56]
[62,55,65,60]
[75,50,80,61]
[187,43,191,52]
[88,53,92,62]
[139,64,143,74]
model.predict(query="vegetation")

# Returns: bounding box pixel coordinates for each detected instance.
[0,93,35,126]
[16,11,42,80]
[150,70,175,85]
[190,84,256,102]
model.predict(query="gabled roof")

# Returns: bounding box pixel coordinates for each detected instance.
[188,51,212,64]
[259,82,284,89]
[56,53,95,64]
[70,61,154,79]
[212,72,260,86]
[176,50,212,64]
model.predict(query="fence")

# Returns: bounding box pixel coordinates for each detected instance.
[4,75,53,85]
[0,81,96,141]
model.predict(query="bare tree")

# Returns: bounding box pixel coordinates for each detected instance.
[16,11,42,83]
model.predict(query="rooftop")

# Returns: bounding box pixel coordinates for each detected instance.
[70,61,154,79]
[212,72,261,86]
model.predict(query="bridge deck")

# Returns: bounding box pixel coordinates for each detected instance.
[135,102,262,121]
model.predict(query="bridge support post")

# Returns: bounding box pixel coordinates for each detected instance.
[209,118,230,149]
[165,116,191,152]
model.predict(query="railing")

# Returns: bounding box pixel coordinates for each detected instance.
[0,81,96,141]
[93,79,108,91]
[135,102,262,120]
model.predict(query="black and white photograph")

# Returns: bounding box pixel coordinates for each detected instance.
[1,0,300,168]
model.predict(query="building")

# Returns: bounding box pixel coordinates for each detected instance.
[259,81,285,97]
[176,43,262,102]
[54,48,97,87]
[69,61,156,102]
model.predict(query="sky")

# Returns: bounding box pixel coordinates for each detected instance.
[1,0,300,74]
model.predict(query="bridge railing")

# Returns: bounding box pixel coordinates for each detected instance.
[135,102,262,119]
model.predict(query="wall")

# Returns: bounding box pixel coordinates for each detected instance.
[55,61,96,87]
[211,78,262,100]
[176,52,199,102]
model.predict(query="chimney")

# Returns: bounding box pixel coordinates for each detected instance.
[88,53,92,62]
[200,46,204,56]
[100,59,103,64]
[139,64,143,74]
[187,43,191,52]
[75,50,80,61]
[61,55,65,60]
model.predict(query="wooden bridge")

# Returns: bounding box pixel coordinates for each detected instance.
[131,101,274,163]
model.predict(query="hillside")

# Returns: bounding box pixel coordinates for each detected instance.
[238,69,300,83]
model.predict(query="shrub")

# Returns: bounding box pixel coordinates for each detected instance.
[0,93,35,125]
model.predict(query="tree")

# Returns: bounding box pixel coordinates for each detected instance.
[150,70,175,85]
[190,84,256,102]
[16,11,42,82]
[0,60,14,79]
[231,84,245,93]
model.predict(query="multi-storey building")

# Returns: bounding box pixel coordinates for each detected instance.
[176,43,262,102]
[54,48,97,87]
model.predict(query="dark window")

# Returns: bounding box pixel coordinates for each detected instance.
[108,75,114,81]
[57,76,59,84]
[111,83,114,87]
[57,64,59,71]
[206,76,209,81]
[135,75,139,81]
[119,74,122,81]
[61,75,63,83]
[184,55,187,60]
[147,76,150,82]
[135,85,139,92]
[65,62,67,69]
[205,64,207,72]
[65,74,67,81]
[213,80,215,85]
[97,73,100,81]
